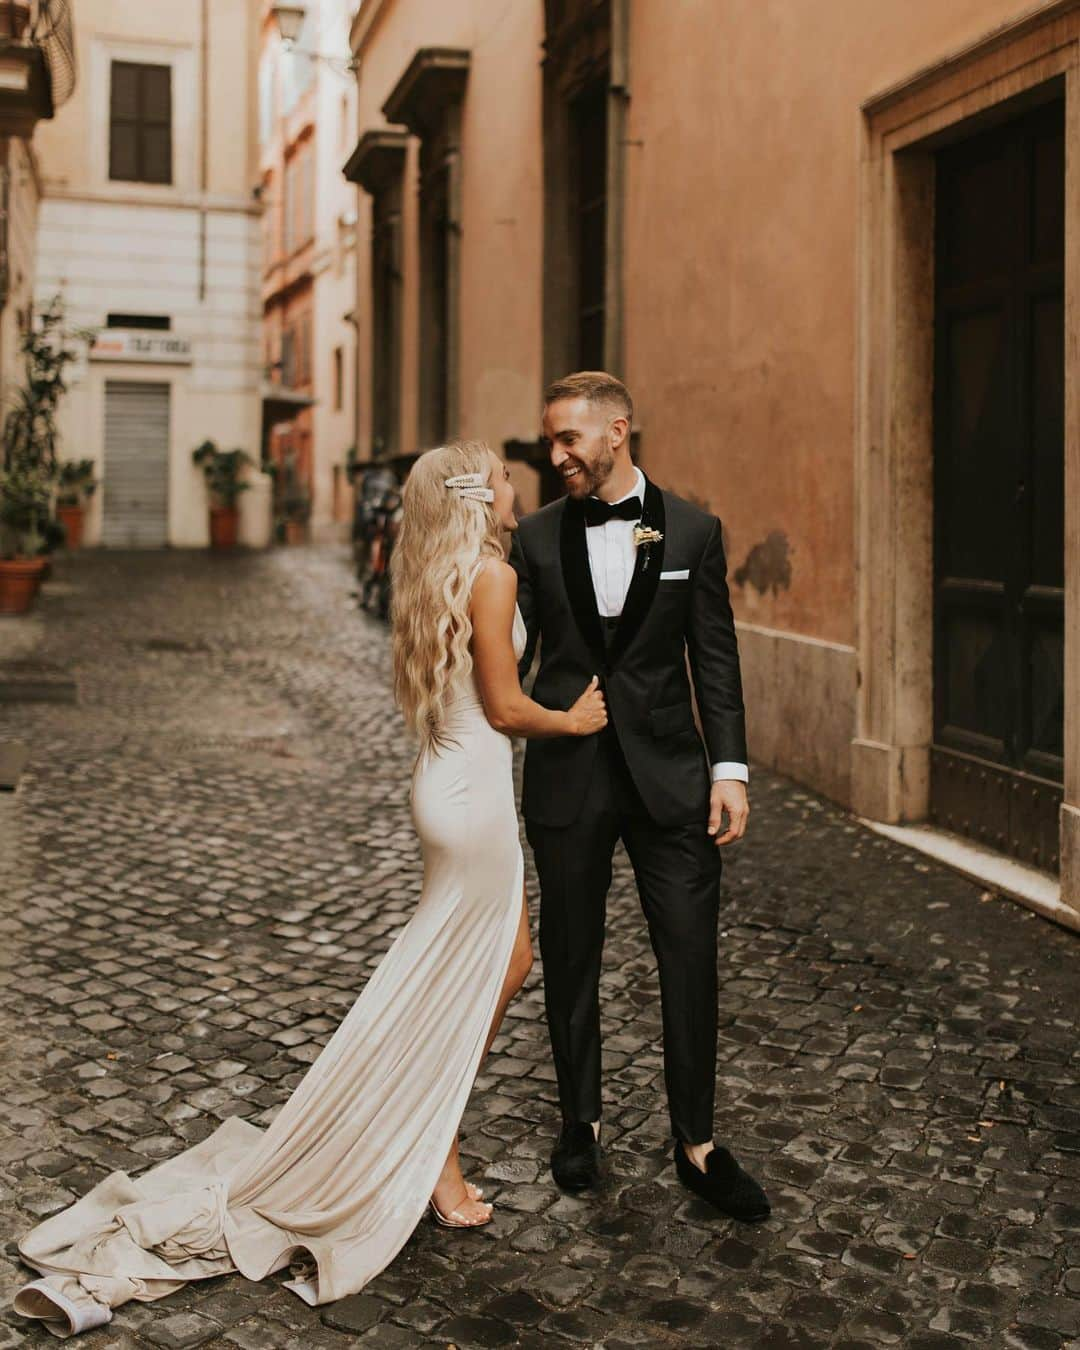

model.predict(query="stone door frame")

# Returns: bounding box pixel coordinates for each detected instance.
[852,2,1080,913]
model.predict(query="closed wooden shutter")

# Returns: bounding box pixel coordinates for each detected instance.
[102,382,170,548]
[110,61,172,185]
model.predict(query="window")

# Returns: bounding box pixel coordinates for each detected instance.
[571,83,607,369]
[383,50,469,447]
[283,158,295,255]
[289,310,312,385]
[283,145,315,255]
[333,346,344,411]
[281,12,315,115]
[299,145,315,246]
[542,0,622,406]
[281,325,296,387]
[106,313,171,330]
[344,129,408,460]
[261,172,275,267]
[259,54,275,147]
[110,61,172,185]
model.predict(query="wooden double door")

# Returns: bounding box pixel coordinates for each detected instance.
[930,99,1065,870]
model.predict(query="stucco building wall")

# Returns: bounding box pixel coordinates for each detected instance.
[345,0,1078,917]
[349,0,544,508]
[33,0,264,549]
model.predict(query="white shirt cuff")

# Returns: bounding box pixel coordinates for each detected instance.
[711,761,748,783]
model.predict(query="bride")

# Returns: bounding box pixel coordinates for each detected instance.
[13,440,607,1338]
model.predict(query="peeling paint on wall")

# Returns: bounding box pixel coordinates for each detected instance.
[734,530,792,596]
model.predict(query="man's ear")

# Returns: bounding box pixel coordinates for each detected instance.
[609,415,630,451]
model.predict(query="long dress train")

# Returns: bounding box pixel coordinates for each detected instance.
[13,608,528,1338]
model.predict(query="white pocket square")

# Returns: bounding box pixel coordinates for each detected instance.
[660,569,689,581]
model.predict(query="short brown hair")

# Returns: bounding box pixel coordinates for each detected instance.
[543,370,633,425]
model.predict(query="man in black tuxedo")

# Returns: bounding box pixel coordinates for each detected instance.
[510,371,769,1222]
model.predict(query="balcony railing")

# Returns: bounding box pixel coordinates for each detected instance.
[0,0,76,135]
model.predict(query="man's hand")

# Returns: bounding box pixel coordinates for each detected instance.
[708,779,749,846]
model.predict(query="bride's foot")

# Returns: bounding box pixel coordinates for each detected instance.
[433,1136,487,1216]
[429,1181,493,1228]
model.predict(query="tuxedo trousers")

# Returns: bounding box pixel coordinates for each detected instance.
[525,728,722,1144]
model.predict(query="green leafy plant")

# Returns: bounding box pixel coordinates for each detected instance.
[2,295,95,475]
[0,462,53,558]
[192,439,254,509]
[56,458,99,507]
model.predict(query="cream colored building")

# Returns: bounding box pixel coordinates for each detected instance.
[0,136,42,407]
[33,0,268,549]
[0,4,75,412]
[258,0,358,544]
[310,0,359,541]
[345,0,1080,929]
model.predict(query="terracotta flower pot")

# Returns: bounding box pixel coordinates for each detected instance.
[284,520,307,546]
[0,556,47,615]
[209,505,239,550]
[56,503,84,550]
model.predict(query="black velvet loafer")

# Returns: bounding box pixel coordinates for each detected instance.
[551,1121,602,1190]
[674,1141,770,1222]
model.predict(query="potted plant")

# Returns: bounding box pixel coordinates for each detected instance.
[192,439,254,550]
[0,462,52,614]
[2,296,95,568]
[55,458,98,549]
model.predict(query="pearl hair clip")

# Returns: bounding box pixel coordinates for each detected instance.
[444,473,494,503]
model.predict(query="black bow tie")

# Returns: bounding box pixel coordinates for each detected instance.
[583,496,642,527]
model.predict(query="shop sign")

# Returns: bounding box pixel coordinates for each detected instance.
[90,331,193,364]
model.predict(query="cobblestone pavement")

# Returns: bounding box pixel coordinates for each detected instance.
[1,547,1079,1350]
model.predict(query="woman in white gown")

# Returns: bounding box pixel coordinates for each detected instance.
[13,440,606,1338]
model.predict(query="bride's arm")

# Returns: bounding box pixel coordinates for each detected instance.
[471,558,607,739]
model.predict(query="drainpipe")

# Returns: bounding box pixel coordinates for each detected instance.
[606,0,629,380]
[198,0,209,300]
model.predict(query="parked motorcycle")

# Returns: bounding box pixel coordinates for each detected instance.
[351,467,401,620]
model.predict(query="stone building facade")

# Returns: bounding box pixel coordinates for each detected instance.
[343,0,1080,927]
[33,0,267,549]
[258,0,358,544]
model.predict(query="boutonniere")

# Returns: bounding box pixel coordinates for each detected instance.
[633,525,664,548]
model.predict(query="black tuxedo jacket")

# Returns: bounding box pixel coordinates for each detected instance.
[509,475,747,829]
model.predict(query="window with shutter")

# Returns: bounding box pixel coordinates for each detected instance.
[283,158,295,255]
[110,61,173,185]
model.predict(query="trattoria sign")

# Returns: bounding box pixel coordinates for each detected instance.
[90,331,193,364]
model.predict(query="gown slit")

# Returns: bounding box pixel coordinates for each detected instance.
[13,608,529,1337]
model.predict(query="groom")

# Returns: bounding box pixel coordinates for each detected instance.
[510,371,769,1222]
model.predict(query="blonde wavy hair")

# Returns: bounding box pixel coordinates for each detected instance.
[390,440,505,748]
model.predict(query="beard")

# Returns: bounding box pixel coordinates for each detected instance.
[562,441,615,497]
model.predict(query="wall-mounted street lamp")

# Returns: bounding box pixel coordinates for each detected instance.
[270,4,357,77]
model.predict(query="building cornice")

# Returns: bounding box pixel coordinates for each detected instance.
[349,0,395,61]
[342,127,408,194]
[381,47,469,137]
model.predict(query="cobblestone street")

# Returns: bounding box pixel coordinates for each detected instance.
[1,547,1079,1350]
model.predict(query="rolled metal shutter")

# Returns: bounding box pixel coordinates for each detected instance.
[102,380,170,547]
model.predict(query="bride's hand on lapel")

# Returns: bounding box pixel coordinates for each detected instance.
[708,780,749,847]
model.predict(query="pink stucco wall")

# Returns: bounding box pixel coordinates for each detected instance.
[625,0,1040,647]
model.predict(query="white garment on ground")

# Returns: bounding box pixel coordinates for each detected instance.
[13,605,528,1338]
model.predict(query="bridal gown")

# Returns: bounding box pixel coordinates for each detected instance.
[14,606,528,1338]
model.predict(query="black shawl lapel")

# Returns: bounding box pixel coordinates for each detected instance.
[559,496,607,670]
[607,476,666,668]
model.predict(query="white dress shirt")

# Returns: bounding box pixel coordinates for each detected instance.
[585,469,748,784]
